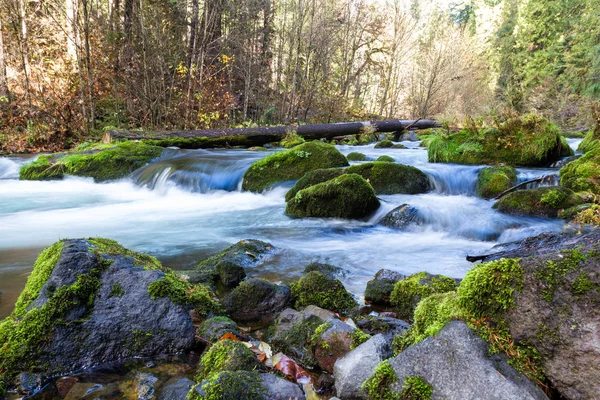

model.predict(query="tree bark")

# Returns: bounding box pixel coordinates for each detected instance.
[106,119,440,148]
[0,15,9,99]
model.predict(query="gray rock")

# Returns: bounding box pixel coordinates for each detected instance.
[379,204,422,229]
[375,269,405,281]
[157,378,194,400]
[223,278,291,322]
[364,269,405,305]
[356,316,410,337]
[197,316,242,343]
[261,373,305,400]
[388,321,548,400]
[270,309,324,368]
[303,305,336,321]
[132,372,158,400]
[334,334,393,399]
[303,262,348,280]
[313,319,357,373]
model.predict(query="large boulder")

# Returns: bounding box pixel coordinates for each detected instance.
[560,148,600,196]
[242,141,349,192]
[424,114,572,166]
[290,271,358,313]
[270,308,324,368]
[476,166,518,199]
[379,321,548,400]
[390,272,458,321]
[493,186,582,218]
[364,269,405,305]
[19,141,163,181]
[379,204,422,229]
[223,278,291,322]
[0,238,221,385]
[333,334,393,399]
[285,174,380,219]
[346,162,430,194]
[284,168,344,202]
[577,130,600,153]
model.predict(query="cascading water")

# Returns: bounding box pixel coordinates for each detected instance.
[0,157,21,180]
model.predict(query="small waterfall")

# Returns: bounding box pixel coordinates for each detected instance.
[130,149,265,193]
[0,158,20,180]
[423,165,482,196]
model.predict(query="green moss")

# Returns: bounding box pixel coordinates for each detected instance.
[311,322,333,347]
[271,314,323,367]
[374,139,394,149]
[290,271,358,313]
[493,186,582,218]
[20,141,163,182]
[390,272,457,321]
[148,272,223,317]
[578,130,600,153]
[286,173,380,219]
[188,371,267,400]
[376,155,395,163]
[560,148,600,195]
[130,329,154,352]
[284,168,344,202]
[242,141,349,192]
[351,329,371,349]
[400,376,433,400]
[347,152,368,161]
[109,282,125,298]
[476,166,517,198]
[364,279,396,305]
[88,238,163,271]
[196,340,262,381]
[362,359,397,400]
[346,162,430,195]
[280,130,305,148]
[425,114,569,166]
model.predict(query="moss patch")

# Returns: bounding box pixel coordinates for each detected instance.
[493,186,582,218]
[390,272,457,321]
[242,141,349,192]
[476,166,518,199]
[400,376,433,400]
[286,173,380,219]
[270,314,323,367]
[560,148,600,195]
[284,168,344,202]
[196,340,263,381]
[347,152,368,161]
[376,155,395,163]
[109,282,125,298]
[20,141,163,181]
[189,370,267,400]
[578,130,600,153]
[290,271,358,313]
[346,162,430,195]
[362,359,397,400]
[424,114,571,166]
[374,139,394,149]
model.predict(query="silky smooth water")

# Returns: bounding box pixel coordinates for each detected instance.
[0,139,580,319]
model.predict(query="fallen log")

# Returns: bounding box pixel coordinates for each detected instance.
[104,119,440,149]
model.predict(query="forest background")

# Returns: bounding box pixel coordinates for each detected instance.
[0,0,598,152]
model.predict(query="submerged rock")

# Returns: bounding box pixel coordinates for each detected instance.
[334,334,393,399]
[242,141,349,192]
[381,321,548,400]
[223,278,291,322]
[476,166,517,199]
[286,173,380,219]
[379,204,422,229]
[291,271,358,313]
[0,238,220,385]
[346,162,430,195]
[493,186,582,218]
[19,141,163,182]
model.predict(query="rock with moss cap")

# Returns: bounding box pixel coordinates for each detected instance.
[577,130,600,153]
[476,166,518,199]
[195,339,265,382]
[242,141,349,192]
[374,139,394,149]
[270,308,325,368]
[375,155,395,163]
[223,278,291,322]
[197,316,243,343]
[346,162,430,195]
[291,271,358,314]
[19,141,163,182]
[346,152,368,161]
[560,148,600,195]
[0,238,221,387]
[286,173,380,219]
[312,319,371,373]
[365,269,405,305]
[303,262,348,280]
[390,272,458,321]
[493,186,582,218]
[284,168,344,202]
[383,321,548,400]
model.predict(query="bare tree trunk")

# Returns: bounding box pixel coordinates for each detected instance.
[0,15,9,99]
[187,0,199,68]
[66,0,78,61]
[18,0,31,108]
[82,0,95,131]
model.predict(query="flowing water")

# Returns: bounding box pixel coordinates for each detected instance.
[0,139,581,321]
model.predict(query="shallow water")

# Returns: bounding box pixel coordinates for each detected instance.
[0,139,579,321]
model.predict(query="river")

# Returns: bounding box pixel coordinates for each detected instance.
[0,139,581,320]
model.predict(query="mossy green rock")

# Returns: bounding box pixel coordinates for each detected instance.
[476,166,518,199]
[0,238,219,386]
[189,370,267,400]
[270,309,324,368]
[346,152,368,161]
[197,316,241,343]
[578,130,600,153]
[346,162,430,195]
[290,271,358,313]
[222,278,291,322]
[285,173,380,219]
[560,148,600,195]
[196,339,264,381]
[376,155,395,163]
[19,141,163,182]
[493,186,583,218]
[303,262,347,280]
[390,272,458,321]
[374,139,394,149]
[284,168,344,202]
[425,114,572,166]
[242,141,349,192]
